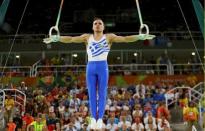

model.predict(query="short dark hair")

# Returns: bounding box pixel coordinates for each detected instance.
[93,17,103,22]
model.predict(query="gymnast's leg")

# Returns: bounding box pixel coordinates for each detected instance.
[96,61,109,129]
[97,61,108,119]
[86,63,97,119]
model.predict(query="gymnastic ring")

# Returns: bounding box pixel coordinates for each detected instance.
[49,26,60,38]
[139,24,149,35]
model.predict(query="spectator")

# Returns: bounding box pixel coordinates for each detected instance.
[19,81,28,93]
[13,111,23,131]
[132,104,143,123]
[35,90,45,104]
[69,94,81,107]
[106,111,119,130]
[157,116,171,131]
[144,111,157,131]
[143,102,155,117]
[179,93,189,108]
[7,118,16,131]
[120,106,132,123]
[27,113,47,131]
[61,107,70,125]
[45,92,54,104]
[81,123,89,131]
[5,95,15,123]
[153,89,166,102]
[51,55,61,65]
[131,117,144,131]
[22,112,34,127]
[58,102,65,118]
[136,82,146,98]
[157,102,170,120]
[183,102,199,131]
[118,115,131,130]
[47,113,60,131]
[78,103,88,118]
[62,123,75,131]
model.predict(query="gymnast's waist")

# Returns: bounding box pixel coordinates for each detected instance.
[87,60,107,64]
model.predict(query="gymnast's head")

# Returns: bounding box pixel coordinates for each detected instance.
[92,17,105,33]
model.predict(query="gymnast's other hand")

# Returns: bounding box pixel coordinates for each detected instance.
[43,35,60,44]
[138,34,155,40]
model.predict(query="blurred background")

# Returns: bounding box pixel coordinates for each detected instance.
[0,0,204,130]
[0,0,204,67]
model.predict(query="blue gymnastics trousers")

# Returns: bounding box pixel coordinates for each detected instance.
[86,60,108,119]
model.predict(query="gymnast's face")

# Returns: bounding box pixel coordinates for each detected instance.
[92,19,104,33]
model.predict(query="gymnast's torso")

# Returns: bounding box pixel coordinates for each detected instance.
[86,34,111,61]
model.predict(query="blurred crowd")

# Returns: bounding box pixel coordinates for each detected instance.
[1,80,204,131]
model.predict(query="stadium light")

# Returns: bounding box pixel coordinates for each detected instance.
[16,55,20,59]
[191,52,195,56]
[72,54,78,57]
[134,53,138,56]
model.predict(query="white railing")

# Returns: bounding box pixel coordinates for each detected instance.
[163,31,203,40]
[165,86,204,107]
[34,64,86,77]
[192,82,205,128]
[0,66,32,77]
[165,86,204,128]
[34,64,169,76]
[0,63,203,77]
[0,90,5,108]
[0,89,5,128]
[0,34,46,39]
[192,125,197,131]
[173,63,204,75]
[192,82,204,96]
[3,89,26,114]
[31,60,41,77]
[34,63,205,76]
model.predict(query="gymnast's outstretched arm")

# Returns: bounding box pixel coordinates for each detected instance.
[43,34,90,44]
[59,34,90,43]
[107,33,155,43]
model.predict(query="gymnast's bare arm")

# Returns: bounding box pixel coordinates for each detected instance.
[59,34,90,44]
[43,34,90,44]
[106,33,155,43]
